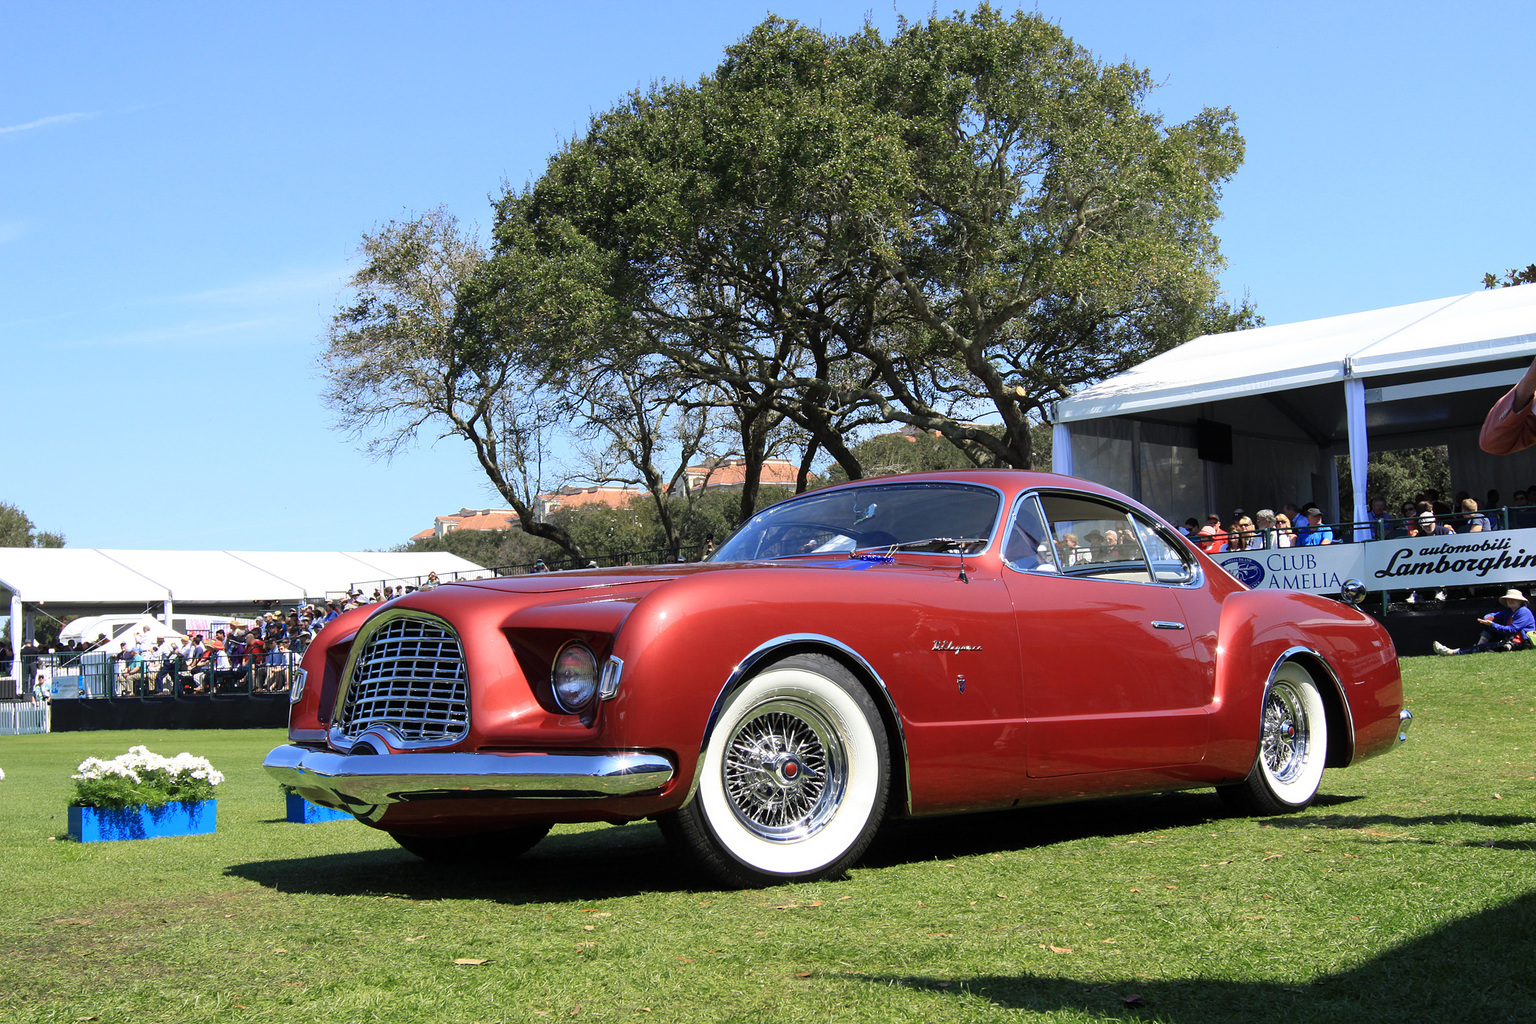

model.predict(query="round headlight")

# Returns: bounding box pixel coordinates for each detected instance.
[551,642,598,713]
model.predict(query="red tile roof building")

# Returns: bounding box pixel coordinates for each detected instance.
[537,485,644,519]
[683,458,800,492]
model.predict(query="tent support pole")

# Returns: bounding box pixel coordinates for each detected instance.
[1345,377,1371,539]
[9,593,20,691]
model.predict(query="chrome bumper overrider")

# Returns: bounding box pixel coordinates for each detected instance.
[1399,708,1414,742]
[263,744,676,811]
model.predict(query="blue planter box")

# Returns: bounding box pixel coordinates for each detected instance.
[285,792,353,823]
[68,800,217,842]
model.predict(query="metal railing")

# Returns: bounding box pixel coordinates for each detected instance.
[19,651,304,701]
[1195,505,1536,552]
[0,700,48,734]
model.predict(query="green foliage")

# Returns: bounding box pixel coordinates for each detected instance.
[477,4,1250,484]
[1483,264,1536,288]
[399,525,559,570]
[1338,446,1451,512]
[0,500,64,547]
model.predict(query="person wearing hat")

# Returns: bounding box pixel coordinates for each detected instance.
[1199,513,1227,552]
[1433,589,1536,655]
[1419,509,1455,538]
[1295,503,1333,545]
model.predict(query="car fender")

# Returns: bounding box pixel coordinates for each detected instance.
[1210,588,1401,774]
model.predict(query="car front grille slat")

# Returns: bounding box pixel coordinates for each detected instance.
[335,616,469,744]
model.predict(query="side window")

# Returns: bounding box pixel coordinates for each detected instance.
[1003,495,1059,572]
[1133,518,1197,584]
[1036,493,1153,584]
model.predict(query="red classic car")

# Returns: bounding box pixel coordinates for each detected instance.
[265,472,1410,886]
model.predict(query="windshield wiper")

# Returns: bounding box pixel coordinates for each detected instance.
[882,536,987,554]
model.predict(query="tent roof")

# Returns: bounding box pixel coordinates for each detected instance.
[1056,283,1536,423]
[0,549,484,605]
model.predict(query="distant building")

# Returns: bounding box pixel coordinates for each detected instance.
[412,507,519,542]
[682,457,801,493]
[536,485,644,520]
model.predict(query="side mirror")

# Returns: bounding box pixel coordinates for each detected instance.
[1340,579,1368,606]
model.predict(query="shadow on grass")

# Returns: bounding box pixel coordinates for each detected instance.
[863,790,1362,867]
[228,789,1373,902]
[1258,810,1536,849]
[858,889,1536,1023]
[227,820,698,904]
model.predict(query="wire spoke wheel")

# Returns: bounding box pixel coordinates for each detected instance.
[722,700,845,841]
[1260,682,1310,785]
[659,653,889,886]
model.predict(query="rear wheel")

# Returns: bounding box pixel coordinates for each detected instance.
[660,653,890,887]
[391,824,551,864]
[1219,662,1328,814]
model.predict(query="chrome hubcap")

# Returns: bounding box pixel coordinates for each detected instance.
[1261,683,1309,784]
[722,698,847,842]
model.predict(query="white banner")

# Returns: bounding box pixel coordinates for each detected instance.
[1210,546,1365,594]
[1210,528,1536,595]
[1367,529,1536,591]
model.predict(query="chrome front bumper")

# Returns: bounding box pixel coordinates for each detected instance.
[1399,708,1414,742]
[264,744,676,812]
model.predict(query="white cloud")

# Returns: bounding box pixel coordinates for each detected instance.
[175,266,350,307]
[58,316,292,350]
[0,111,98,136]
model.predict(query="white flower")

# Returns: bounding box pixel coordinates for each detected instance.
[0,766,5,780]
[71,746,223,788]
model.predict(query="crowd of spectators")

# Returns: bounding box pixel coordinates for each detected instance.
[11,577,453,700]
[1180,488,1533,553]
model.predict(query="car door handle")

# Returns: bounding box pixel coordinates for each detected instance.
[1151,621,1186,630]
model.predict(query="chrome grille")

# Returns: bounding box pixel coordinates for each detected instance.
[335,615,469,744]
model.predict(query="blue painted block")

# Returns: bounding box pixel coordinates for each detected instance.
[285,792,353,823]
[68,800,217,842]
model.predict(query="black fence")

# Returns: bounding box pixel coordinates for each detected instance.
[12,651,302,702]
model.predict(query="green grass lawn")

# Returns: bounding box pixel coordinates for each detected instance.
[1,654,1532,1024]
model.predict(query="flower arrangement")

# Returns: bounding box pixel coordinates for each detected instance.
[71,745,225,808]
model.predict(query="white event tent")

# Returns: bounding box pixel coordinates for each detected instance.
[1,548,483,670]
[1051,283,1536,527]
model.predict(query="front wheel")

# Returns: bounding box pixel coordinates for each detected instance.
[660,653,890,887]
[1219,662,1329,815]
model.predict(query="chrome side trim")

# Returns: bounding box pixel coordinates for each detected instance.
[687,633,912,810]
[1269,646,1356,764]
[263,743,675,809]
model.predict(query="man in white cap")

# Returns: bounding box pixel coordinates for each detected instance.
[1433,588,1536,655]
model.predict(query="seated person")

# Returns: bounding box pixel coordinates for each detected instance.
[1433,589,1536,655]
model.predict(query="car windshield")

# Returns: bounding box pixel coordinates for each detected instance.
[714,482,1002,561]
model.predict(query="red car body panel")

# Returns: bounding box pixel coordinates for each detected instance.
[271,471,1405,840]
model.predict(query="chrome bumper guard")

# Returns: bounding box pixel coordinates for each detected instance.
[264,744,675,811]
[1398,708,1414,743]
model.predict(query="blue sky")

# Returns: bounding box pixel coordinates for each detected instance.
[4,1,1533,552]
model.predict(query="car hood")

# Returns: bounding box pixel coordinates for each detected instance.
[439,564,716,595]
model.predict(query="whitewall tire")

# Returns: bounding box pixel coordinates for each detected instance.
[661,653,890,887]
[1219,661,1329,814]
